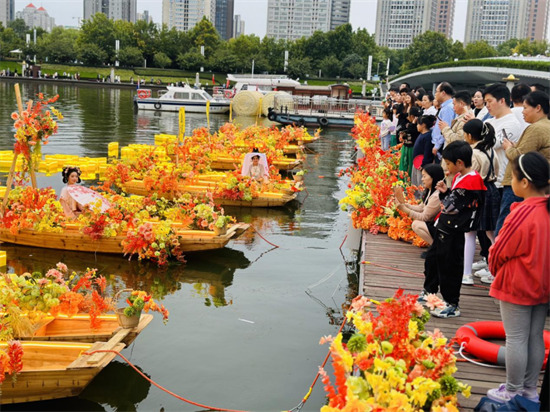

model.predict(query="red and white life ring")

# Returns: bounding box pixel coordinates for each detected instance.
[137,89,151,99]
[456,321,550,368]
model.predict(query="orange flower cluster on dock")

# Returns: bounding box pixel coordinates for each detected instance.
[339,113,427,247]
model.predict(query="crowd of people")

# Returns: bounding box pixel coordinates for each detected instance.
[383,80,549,405]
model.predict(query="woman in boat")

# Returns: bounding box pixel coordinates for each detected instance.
[247,154,268,183]
[59,166,85,218]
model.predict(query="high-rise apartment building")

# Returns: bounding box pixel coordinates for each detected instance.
[266,0,351,41]
[0,0,14,27]
[83,0,136,23]
[215,0,234,40]
[233,14,245,37]
[465,0,549,46]
[162,0,216,32]
[375,0,455,49]
[16,3,55,31]
[137,10,153,23]
[330,0,351,30]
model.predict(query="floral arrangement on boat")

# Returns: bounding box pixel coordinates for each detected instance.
[11,93,63,184]
[118,290,169,324]
[0,186,235,265]
[0,340,23,385]
[0,264,112,338]
[319,290,470,411]
[339,113,427,247]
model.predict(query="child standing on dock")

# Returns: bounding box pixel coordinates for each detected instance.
[420,141,486,318]
[379,108,393,151]
[487,152,550,403]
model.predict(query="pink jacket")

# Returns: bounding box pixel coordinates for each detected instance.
[489,196,550,305]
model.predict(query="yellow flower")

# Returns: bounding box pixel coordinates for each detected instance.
[408,319,419,340]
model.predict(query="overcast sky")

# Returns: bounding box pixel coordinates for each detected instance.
[12,0,515,43]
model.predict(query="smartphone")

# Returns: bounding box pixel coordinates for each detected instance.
[502,128,508,139]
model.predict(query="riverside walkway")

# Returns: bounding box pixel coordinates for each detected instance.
[359,232,549,411]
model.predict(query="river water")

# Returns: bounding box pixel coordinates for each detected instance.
[0,80,360,412]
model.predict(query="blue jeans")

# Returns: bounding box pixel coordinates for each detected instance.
[381,134,391,151]
[495,186,523,236]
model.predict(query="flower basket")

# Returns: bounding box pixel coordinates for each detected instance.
[214,224,227,236]
[115,307,141,328]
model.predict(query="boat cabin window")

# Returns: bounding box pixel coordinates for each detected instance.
[174,92,190,100]
[192,93,207,101]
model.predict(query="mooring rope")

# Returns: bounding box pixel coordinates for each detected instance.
[250,225,280,248]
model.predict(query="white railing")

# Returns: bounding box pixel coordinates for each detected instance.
[273,95,385,118]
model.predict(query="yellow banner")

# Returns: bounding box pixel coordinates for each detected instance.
[206,101,210,128]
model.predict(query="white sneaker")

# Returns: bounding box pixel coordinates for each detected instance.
[474,268,491,278]
[472,258,488,271]
[480,274,495,284]
[462,274,474,285]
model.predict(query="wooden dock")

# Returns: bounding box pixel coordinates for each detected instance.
[359,232,549,411]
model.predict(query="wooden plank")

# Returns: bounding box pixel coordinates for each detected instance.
[86,329,130,365]
[360,231,550,411]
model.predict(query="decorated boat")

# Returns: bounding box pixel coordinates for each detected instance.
[18,313,153,344]
[134,84,230,113]
[0,331,127,404]
[0,221,249,254]
[122,179,297,207]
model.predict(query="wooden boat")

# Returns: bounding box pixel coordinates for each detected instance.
[209,156,302,171]
[0,223,250,254]
[18,313,153,345]
[0,329,129,404]
[122,180,297,207]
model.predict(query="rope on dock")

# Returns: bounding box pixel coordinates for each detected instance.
[82,349,248,412]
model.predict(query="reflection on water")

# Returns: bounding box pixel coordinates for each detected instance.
[0,80,359,411]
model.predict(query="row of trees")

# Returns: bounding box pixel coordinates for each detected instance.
[0,14,548,79]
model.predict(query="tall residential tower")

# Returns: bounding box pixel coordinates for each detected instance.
[465,0,549,46]
[0,0,14,27]
[162,0,216,32]
[83,0,137,22]
[266,0,351,41]
[375,0,455,49]
[215,0,234,40]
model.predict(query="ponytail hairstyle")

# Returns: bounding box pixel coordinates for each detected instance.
[511,152,550,210]
[422,163,445,202]
[62,166,82,184]
[463,119,496,152]
[418,114,436,129]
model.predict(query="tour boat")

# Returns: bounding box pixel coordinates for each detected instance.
[0,331,129,404]
[0,223,250,254]
[134,84,231,113]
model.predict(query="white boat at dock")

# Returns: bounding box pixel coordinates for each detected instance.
[134,84,230,113]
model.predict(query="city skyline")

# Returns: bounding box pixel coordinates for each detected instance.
[10,0,550,42]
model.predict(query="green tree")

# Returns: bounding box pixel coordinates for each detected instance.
[119,46,143,67]
[77,43,107,66]
[326,23,353,60]
[319,55,342,77]
[188,17,221,57]
[348,63,365,79]
[496,38,520,56]
[208,48,240,72]
[402,31,452,70]
[450,40,466,61]
[78,13,116,62]
[7,19,28,39]
[303,30,330,62]
[464,40,496,59]
[36,27,79,63]
[176,50,205,71]
[133,19,159,64]
[0,28,24,59]
[260,37,286,73]
[153,52,171,68]
[351,28,378,61]
[287,57,311,79]
[227,34,262,70]
[513,39,549,56]
[341,53,363,78]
